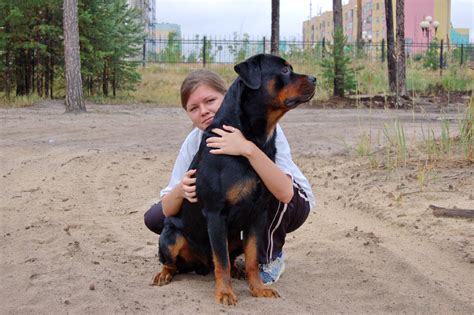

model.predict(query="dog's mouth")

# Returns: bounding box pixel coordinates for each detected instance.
[284,90,316,108]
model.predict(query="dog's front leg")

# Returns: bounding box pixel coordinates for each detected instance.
[207,212,238,306]
[244,222,280,298]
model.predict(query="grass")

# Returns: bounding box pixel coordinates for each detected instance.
[129,63,238,106]
[0,93,44,108]
[352,96,473,188]
[1,59,471,107]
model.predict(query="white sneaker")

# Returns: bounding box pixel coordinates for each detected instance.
[259,252,285,286]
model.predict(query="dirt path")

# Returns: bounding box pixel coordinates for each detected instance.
[1,102,473,314]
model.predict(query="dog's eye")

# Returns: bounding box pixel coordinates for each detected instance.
[281,67,290,75]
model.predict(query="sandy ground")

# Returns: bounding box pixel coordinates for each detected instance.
[1,101,473,314]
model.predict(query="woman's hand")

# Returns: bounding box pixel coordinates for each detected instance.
[206,125,253,156]
[180,169,198,203]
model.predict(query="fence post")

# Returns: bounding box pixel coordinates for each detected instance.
[263,36,266,54]
[460,44,464,66]
[381,38,385,63]
[202,36,207,68]
[439,39,444,76]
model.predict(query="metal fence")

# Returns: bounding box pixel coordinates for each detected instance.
[142,37,474,68]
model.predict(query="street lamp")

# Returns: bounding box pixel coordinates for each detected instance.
[419,16,439,45]
[362,31,372,44]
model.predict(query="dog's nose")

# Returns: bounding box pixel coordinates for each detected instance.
[308,76,317,85]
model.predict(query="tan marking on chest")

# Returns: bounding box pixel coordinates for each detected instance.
[227,178,258,206]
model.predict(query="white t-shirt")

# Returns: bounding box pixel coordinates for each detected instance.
[160,124,315,209]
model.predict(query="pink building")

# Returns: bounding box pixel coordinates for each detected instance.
[405,0,451,47]
[303,0,452,51]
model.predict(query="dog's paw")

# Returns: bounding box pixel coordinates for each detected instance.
[250,287,280,298]
[215,290,238,306]
[151,271,173,286]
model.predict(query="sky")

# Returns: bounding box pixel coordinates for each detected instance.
[155,0,474,41]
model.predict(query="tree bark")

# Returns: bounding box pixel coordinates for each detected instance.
[63,0,86,112]
[384,0,397,94]
[4,21,12,98]
[396,0,407,97]
[15,50,27,96]
[112,69,117,97]
[333,0,344,97]
[271,0,280,55]
[102,62,109,97]
[356,0,362,53]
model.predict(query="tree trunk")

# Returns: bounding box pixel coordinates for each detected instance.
[88,77,93,96]
[333,0,344,97]
[271,0,280,55]
[26,50,32,95]
[50,58,54,98]
[112,69,117,97]
[396,0,407,97]
[4,21,12,99]
[63,0,86,112]
[44,55,50,98]
[384,0,397,94]
[31,50,36,94]
[16,50,27,96]
[102,63,109,97]
[36,50,43,97]
[356,0,362,54]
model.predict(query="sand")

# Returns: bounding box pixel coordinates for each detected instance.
[1,101,473,314]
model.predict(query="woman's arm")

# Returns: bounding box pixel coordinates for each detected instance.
[161,169,197,217]
[206,125,294,204]
[160,129,202,217]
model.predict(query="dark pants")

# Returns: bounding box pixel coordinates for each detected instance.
[144,182,310,264]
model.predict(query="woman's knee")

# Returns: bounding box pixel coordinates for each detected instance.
[144,202,166,235]
[286,187,311,233]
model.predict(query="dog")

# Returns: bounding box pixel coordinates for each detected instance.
[151,54,316,305]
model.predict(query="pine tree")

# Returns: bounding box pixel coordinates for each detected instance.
[396,0,407,96]
[384,0,397,93]
[271,0,279,55]
[333,0,344,97]
[1,0,145,100]
[356,0,362,55]
[63,0,85,112]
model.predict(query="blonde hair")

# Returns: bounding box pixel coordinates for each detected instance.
[180,69,227,110]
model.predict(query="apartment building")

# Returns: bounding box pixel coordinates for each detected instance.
[127,0,156,34]
[303,0,458,47]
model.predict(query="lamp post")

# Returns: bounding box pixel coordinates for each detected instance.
[362,32,372,46]
[419,16,439,46]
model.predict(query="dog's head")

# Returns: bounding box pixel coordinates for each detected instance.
[234,54,316,136]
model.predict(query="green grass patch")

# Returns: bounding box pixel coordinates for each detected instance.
[0,94,43,108]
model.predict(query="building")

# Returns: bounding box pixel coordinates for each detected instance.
[127,0,156,34]
[303,0,458,48]
[450,27,470,45]
[149,23,181,41]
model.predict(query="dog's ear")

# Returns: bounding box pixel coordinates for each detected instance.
[234,54,262,90]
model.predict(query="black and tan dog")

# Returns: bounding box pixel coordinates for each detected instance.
[152,54,316,305]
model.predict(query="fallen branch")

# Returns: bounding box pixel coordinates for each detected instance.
[429,205,474,218]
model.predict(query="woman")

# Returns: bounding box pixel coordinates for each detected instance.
[144,69,315,285]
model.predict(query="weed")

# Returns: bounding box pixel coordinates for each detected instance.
[382,120,407,167]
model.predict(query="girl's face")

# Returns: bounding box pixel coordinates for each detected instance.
[185,84,224,130]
